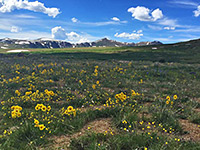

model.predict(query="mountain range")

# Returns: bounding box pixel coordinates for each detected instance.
[0,38,163,49]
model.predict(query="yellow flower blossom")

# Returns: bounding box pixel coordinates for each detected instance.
[166,96,170,101]
[47,106,51,111]
[67,106,73,112]
[39,124,45,131]
[173,95,178,100]
[41,106,47,112]
[17,112,21,117]
[92,84,96,89]
[34,119,39,125]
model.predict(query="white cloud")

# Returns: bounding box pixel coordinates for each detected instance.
[10,26,20,32]
[157,18,191,28]
[174,27,200,32]
[66,32,89,43]
[151,9,163,21]
[164,27,176,30]
[51,26,67,40]
[14,14,37,19]
[137,30,142,33]
[169,1,200,17]
[111,17,120,21]
[0,0,60,18]
[158,18,179,27]
[115,31,143,40]
[71,17,78,23]
[194,5,200,17]
[51,26,90,43]
[128,6,163,21]
[169,0,198,8]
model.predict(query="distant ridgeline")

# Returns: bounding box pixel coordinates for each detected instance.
[0,38,163,49]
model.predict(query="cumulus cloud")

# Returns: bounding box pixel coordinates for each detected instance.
[71,17,78,23]
[51,26,89,43]
[151,8,163,21]
[111,17,120,21]
[194,5,200,17]
[0,0,60,18]
[114,30,143,40]
[164,27,175,30]
[51,26,67,40]
[10,26,20,32]
[128,6,163,21]
[66,32,89,43]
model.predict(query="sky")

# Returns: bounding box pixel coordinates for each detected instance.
[0,0,200,44]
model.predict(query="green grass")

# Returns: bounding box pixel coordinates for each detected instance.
[0,40,200,149]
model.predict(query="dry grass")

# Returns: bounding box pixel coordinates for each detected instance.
[179,119,200,142]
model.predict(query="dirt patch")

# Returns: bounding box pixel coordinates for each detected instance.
[138,112,151,119]
[143,102,152,107]
[49,118,116,150]
[81,118,116,134]
[101,87,115,93]
[193,98,200,103]
[179,119,200,142]
[194,108,200,113]
[137,102,152,119]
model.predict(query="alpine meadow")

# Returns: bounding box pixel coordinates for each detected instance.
[0,0,200,150]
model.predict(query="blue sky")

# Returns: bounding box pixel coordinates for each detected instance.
[0,0,200,43]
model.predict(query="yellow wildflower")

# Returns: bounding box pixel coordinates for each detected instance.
[92,84,96,89]
[41,106,47,112]
[166,96,170,101]
[67,106,73,112]
[173,95,178,100]
[17,112,21,117]
[47,106,51,111]
[39,124,45,131]
[34,119,39,125]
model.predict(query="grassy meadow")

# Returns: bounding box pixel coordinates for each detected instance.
[0,41,200,150]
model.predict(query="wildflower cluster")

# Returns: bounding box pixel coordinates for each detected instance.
[93,66,98,76]
[61,106,77,117]
[35,104,51,112]
[15,90,21,96]
[131,90,141,96]
[34,119,46,131]
[104,89,143,110]
[120,119,181,145]
[11,105,22,118]
[44,89,55,96]
[166,95,178,105]
[115,92,127,102]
